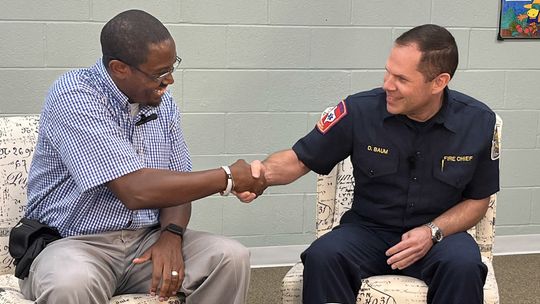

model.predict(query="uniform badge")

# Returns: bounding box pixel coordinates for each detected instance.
[491,115,502,160]
[316,100,347,134]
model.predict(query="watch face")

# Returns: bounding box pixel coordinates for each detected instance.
[434,230,443,242]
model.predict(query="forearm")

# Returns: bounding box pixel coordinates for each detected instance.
[432,196,490,237]
[160,203,191,229]
[263,149,310,186]
[109,168,227,209]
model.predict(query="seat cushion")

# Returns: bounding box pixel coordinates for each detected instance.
[280,255,499,304]
[0,274,184,304]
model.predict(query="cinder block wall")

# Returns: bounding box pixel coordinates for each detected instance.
[1,1,539,247]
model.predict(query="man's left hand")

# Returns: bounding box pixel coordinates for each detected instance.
[132,231,184,301]
[385,225,433,270]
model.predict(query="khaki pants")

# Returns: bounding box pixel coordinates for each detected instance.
[20,228,250,304]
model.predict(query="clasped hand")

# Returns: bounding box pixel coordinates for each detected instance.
[228,159,267,198]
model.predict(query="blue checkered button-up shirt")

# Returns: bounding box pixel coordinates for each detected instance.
[25,59,192,237]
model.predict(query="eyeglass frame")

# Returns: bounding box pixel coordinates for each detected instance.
[107,55,182,83]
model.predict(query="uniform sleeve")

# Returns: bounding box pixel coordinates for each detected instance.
[462,112,500,199]
[44,88,143,192]
[292,99,354,175]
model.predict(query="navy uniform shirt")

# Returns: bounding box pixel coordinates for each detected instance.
[293,87,500,231]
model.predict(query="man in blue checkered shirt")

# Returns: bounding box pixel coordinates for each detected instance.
[19,9,265,304]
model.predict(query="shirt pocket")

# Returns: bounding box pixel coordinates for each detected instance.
[433,154,477,189]
[354,143,399,178]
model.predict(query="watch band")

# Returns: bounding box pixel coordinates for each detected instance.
[163,223,184,237]
[220,166,234,196]
[425,222,444,243]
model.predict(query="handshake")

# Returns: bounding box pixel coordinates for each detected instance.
[226,159,267,202]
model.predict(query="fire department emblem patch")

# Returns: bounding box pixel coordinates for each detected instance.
[316,100,347,134]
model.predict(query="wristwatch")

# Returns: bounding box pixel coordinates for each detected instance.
[425,222,444,243]
[163,223,185,237]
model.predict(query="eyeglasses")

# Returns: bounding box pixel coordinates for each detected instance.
[112,55,182,83]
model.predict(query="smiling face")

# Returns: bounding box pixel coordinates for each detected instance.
[382,43,449,122]
[527,8,539,18]
[111,38,177,107]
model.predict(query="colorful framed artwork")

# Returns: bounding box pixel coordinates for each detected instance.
[498,0,540,39]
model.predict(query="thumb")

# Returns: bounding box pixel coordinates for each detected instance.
[132,250,152,264]
[251,160,263,178]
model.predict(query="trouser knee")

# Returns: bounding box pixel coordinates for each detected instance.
[301,239,343,271]
[214,239,250,271]
[30,269,109,304]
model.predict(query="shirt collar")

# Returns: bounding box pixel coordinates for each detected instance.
[94,58,131,109]
[381,87,458,133]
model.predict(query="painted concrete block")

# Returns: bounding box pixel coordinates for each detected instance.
[91,0,180,22]
[432,0,498,27]
[469,29,540,69]
[450,71,505,109]
[168,25,227,69]
[227,26,311,68]
[225,113,307,154]
[182,113,225,155]
[501,150,540,187]
[269,0,351,25]
[45,23,101,67]
[0,0,89,20]
[310,27,392,68]
[0,23,45,67]
[505,71,540,109]
[181,0,266,24]
[189,196,224,234]
[497,188,532,225]
[183,70,269,112]
[351,0,431,26]
[497,110,538,149]
[0,69,67,114]
[266,71,351,112]
[223,194,305,236]
[351,70,385,92]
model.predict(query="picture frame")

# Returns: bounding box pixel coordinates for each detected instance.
[498,0,540,39]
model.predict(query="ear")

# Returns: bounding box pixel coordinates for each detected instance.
[108,60,131,80]
[431,73,451,94]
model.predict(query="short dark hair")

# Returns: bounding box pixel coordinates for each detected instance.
[395,24,458,81]
[100,9,172,68]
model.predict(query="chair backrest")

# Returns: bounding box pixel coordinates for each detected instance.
[316,114,502,262]
[0,116,40,275]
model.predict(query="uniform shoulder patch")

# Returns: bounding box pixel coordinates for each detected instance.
[491,114,503,160]
[316,100,348,134]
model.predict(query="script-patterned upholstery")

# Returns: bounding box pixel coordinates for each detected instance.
[0,116,184,304]
[281,115,502,304]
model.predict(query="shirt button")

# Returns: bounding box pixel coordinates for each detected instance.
[412,177,418,181]
[409,202,415,207]
[369,169,375,176]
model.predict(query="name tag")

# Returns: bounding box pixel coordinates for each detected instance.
[367,145,389,155]
[441,155,474,171]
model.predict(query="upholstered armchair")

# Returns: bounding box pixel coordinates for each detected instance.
[0,116,183,303]
[281,115,502,304]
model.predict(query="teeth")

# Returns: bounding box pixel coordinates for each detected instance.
[154,88,166,96]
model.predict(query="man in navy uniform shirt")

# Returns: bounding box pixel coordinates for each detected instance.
[239,24,499,304]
